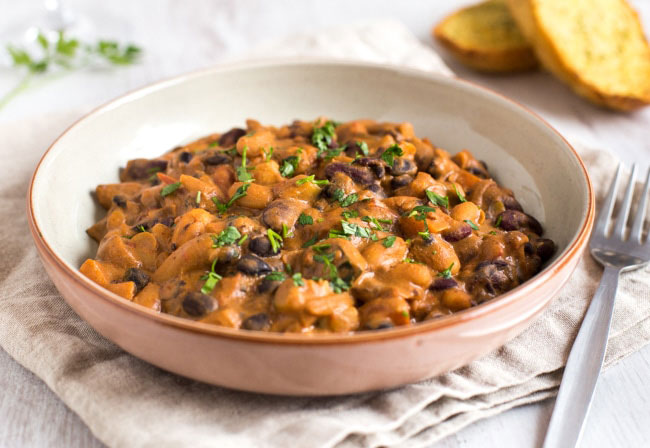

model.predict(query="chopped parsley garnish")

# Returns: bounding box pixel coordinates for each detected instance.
[341,210,359,220]
[281,223,294,238]
[311,120,337,156]
[265,271,286,282]
[298,213,313,225]
[401,310,410,318]
[404,258,420,264]
[340,192,358,207]
[328,228,347,239]
[453,183,466,203]
[362,216,387,231]
[383,235,396,248]
[292,273,305,287]
[495,215,503,227]
[195,191,201,205]
[213,182,251,213]
[313,249,350,293]
[302,235,318,248]
[267,228,283,253]
[407,205,436,221]
[312,244,331,253]
[418,228,430,239]
[211,226,241,248]
[341,221,372,238]
[356,141,369,156]
[161,182,181,197]
[238,234,248,245]
[426,190,449,208]
[380,143,403,166]
[279,155,300,177]
[465,219,480,231]
[262,147,274,162]
[236,146,254,182]
[489,230,498,235]
[296,175,329,186]
[438,262,455,279]
[330,277,350,293]
[324,144,346,160]
[136,225,147,233]
[200,259,222,294]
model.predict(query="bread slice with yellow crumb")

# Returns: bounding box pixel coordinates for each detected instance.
[506,0,650,111]
[433,0,538,73]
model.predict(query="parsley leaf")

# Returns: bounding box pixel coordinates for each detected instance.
[201,259,223,294]
[311,120,337,156]
[195,191,202,205]
[362,216,386,231]
[262,147,274,162]
[340,193,358,207]
[495,214,503,227]
[381,144,403,167]
[298,213,313,225]
[383,235,396,248]
[438,262,455,279]
[236,146,254,182]
[465,219,480,231]
[296,175,329,186]
[212,182,251,213]
[267,228,283,253]
[161,182,181,197]
[407,205,436,221]
[292,273,305,287]
[453,183,467,203]
[341,221,372,238]
[302,235,318,248]
[279,155,300,177]
[426,190,449,208]
[341,210,359,220]
[356,141,369,156]
[265,271,286,282]
[212,226,242,248]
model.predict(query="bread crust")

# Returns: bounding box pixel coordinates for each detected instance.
[507,0,650,111]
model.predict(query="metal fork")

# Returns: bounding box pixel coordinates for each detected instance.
[543,164,650,448]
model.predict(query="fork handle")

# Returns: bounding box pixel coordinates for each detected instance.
[543,266,621,448]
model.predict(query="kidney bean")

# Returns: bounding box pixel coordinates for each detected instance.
[442,223,472,242]
[179,151,193,163]
[502,196,523,212]
[249,236,275,257]
[123,159,168,181]
[124,268,149,293]
[324,163,375,186]
[390,158,416,176]
[497,210,543,235]
[237,255,273,276]
[354,157,386,179]
[430,277,458,290]
[182,292,215,317]
[534,238,556,262]
[204,153,232,166]
[241,313,271,331]
[473,260,510,295]
[391,174,413,189]
[218,128,246,147]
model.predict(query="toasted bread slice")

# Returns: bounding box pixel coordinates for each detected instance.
[433,0,537,73]
[507,0,650,111]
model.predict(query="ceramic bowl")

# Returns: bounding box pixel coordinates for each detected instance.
[28,60,594,395]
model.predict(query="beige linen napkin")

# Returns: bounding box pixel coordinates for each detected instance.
[1,20,650,448]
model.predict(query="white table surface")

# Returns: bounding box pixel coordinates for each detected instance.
[1,1,649,447]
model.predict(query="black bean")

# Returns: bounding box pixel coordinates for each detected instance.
[366,184,385,196]
[391,174,413,189]
[204,153,232,166]
[354,157,386,179]
[237,255,273,276]
[241,313,271,331]
[217,246,240,264]
[257,277,281,294]
[524,242,535,256]
[534,238,556,263]
[468,167,487,178]
[498,210,543,235]
[182,292,215,317]
[249,236,274,257]
[124,159,168,181]
[112,195,127,208]
[502,196,523,212]
[390,158,416,176]
[218,128,246,147]
[124,268,149,293]
[324,163,375,186]
[443,223,472,242]
[179,151,193,163]
[430,278,458,291]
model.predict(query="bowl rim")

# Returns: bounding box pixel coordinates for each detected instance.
[27,58,595,346]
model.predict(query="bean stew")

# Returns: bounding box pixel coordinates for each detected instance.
[80,118,555,333]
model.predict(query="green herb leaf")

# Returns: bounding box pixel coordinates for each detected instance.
[96,40,141,65]
[213,182,251,213]
[311,120,337,156]
[292,273,304,287]
[383,236,396,248]
[236,146,254,182]
[267,228,283,253]
[238,234,248,245]
[296,175,329,186]
[279,155,300,177]
[426,190,449,208]
[356,141,369,156]
[341,221,372,238]
[262,147,274,162]
[453,183,466,203]
[495,214,503,228]
[302,235,318,248]
[489,230,498,235]
[362,216,386,231]
[201,259,222,294]
[161,182,181,197]
[298,213,313,225]
[212,226,242,248]
[265,271,286,282]
[341,210,359,220]
[380,144,403,167]
[340,193,358,207]
[438,262,455,279]
[465,219,480,231]
[195,191,202,205]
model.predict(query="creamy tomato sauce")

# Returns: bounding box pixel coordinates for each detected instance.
[81,118,555,333]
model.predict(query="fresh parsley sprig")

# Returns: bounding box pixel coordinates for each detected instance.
[212,182,251,213]
[201,259,223,294]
